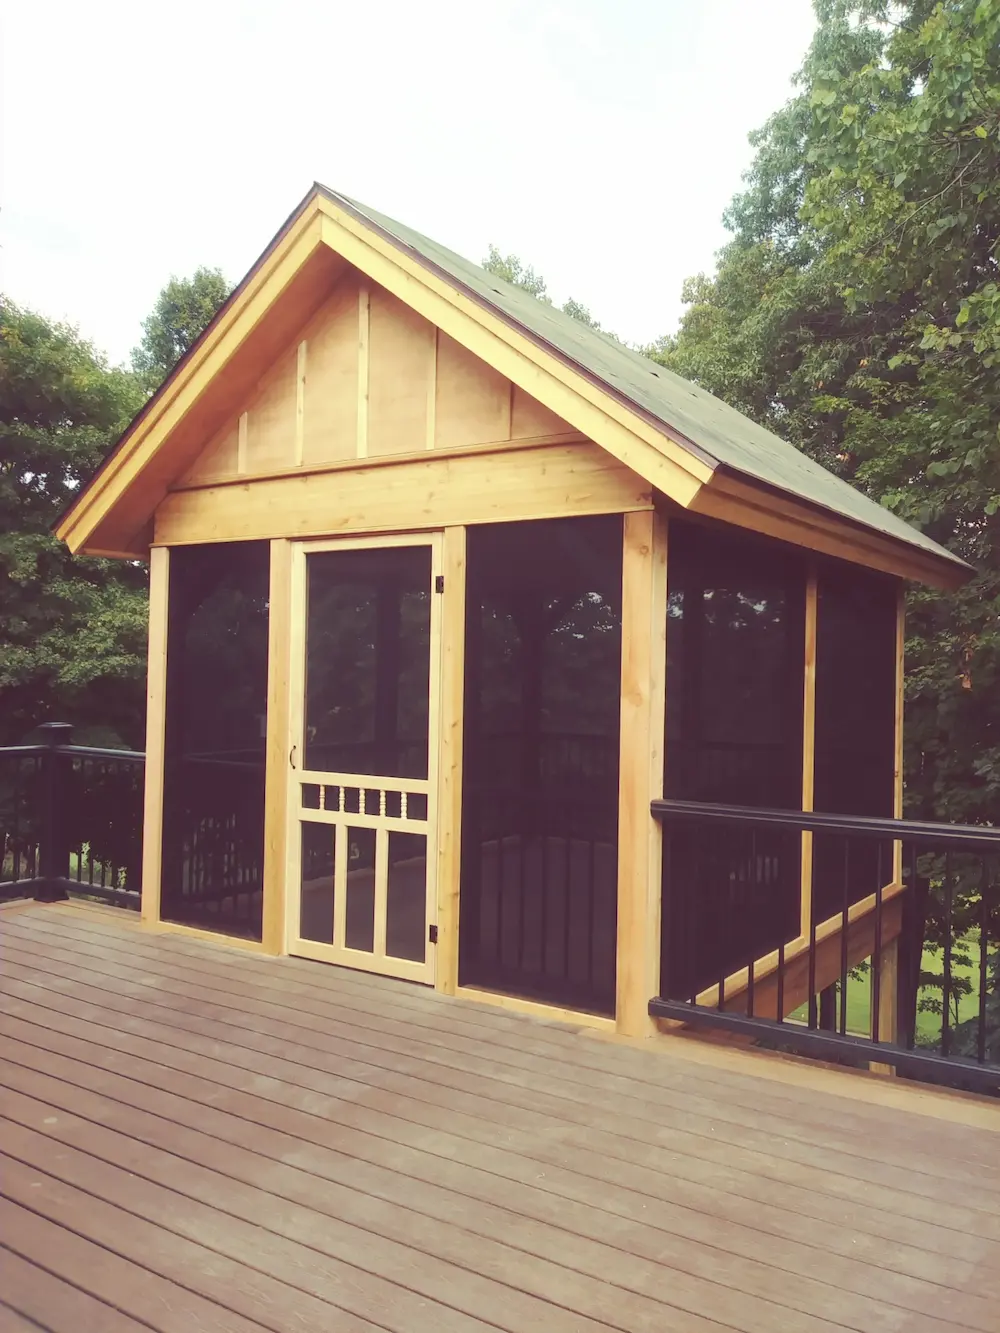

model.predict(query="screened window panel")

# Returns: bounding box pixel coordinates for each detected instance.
[661,520,806,1000]
[160,541,270,939]
[812,565,898,920]
[459,516,623,1015]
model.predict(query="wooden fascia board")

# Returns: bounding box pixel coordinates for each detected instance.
[314,203,709,508]
[690,469,969,590]
[56,208,326,554]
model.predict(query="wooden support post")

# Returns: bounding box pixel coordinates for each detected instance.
[615,510,667,1038]
[261,538,293,955]
[140,546,169,924]
[435,525,467,996]
[875,586,906,1056]
[800,567,818,946]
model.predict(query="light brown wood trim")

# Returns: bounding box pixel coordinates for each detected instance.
[876,586,908,1050]
[357,282,370,458]
[166,432,590,493]
[691,471,967,590]
[261,539,293,955]
[615,511,667,1037]
[57,213,327,552]
[139,917,274,954]
[140,546,169,925]
[237,411,248,474]
[294,341,306,466]
[695,878,908,1014]
[153,442,653,547]
[435,525,466,997]
[454,986,617,1032]
[800,568,818,937]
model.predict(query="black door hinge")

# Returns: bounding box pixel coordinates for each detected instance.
[435,575,445,593]
[428,923,439,944]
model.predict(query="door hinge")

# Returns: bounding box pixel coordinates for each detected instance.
[435,575,445,594]
[428,923,439,944]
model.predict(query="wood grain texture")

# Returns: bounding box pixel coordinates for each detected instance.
[2,901,997,1333]
[615,511,667,1038]
[139,545,169,926]
[261,538,293,955]
[154,441,653,546]
[435,526,466,997]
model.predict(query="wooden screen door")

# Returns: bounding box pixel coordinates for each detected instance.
[286,534,442,983]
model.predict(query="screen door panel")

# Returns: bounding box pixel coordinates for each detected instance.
[289,537,439,983]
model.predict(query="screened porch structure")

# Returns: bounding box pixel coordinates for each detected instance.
[55,185,971,1041]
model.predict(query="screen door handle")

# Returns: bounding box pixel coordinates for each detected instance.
[289,744,297,769]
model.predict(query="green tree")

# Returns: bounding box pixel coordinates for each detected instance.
[132,266,230,391]
[0,301,148,744]
[658,0,1000,828]
[483,246,606,331]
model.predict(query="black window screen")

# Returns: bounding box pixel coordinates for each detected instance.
[811,565,898,919]
[661,520,806,1000]
[160,541,269,938]
[459,516,623,1015]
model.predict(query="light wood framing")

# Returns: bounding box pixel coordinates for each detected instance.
[800,568,818,938]
[434,525,467,997]
[876,585,908,1049]
[261,538,293,955]
[615,511,668,1037]
[153,441,653,547]
[283,533,442,986]
[139,546,169,925]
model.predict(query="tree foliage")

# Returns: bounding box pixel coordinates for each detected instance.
[1,267,230,745]
[132,266,231,392]
[0,301,148,744]
[658,0,1000,825]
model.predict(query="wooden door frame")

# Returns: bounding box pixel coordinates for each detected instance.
[281,530,444,983]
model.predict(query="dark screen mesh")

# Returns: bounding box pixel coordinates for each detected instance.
[459,516,623,1015]
[160,541,269,938]
[661,520,806,1000]
[811,564,897,920]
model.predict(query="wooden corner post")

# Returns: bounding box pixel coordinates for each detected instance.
[876,584,907,1047]
[616,510,668,1037]
[435,525,467,996]
[261,538,294,955]
[140,545,169,924]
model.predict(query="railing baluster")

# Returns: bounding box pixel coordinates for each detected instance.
[647,798,1000,1092]
[872,842,883,1045]
[978,859,990,1067]
[942,852,953,1059]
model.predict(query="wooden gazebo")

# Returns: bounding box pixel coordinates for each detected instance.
[56,185,969,1041]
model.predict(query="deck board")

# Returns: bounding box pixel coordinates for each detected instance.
[1,902,998,1332]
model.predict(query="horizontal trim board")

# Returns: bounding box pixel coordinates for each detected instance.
[168,432,589,493]
[154,441,653,546]
[691,473,965,590]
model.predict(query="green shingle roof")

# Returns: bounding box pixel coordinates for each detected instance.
[320,184,969,580]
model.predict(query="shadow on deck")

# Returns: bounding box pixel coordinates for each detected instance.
[1,899,999,1333]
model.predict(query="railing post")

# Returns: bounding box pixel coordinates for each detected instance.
[36,722,73,902]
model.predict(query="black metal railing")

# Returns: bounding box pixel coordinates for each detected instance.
[1,723,144,909]
[650,799,1000,1094]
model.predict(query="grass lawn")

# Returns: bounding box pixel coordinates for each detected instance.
[791,937,993,1043]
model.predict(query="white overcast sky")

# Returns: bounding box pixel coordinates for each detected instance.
[2,0,816,368]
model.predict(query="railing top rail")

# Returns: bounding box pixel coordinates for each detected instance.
[0,743,144,763]
[65,746,145,763]
[651,797,1000,852]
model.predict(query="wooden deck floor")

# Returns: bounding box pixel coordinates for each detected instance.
[1,902,999,1333]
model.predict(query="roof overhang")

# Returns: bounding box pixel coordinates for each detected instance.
[56,186,971,591]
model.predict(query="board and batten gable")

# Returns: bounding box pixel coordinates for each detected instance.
[175,270,578,485]
[158,266,652,547]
